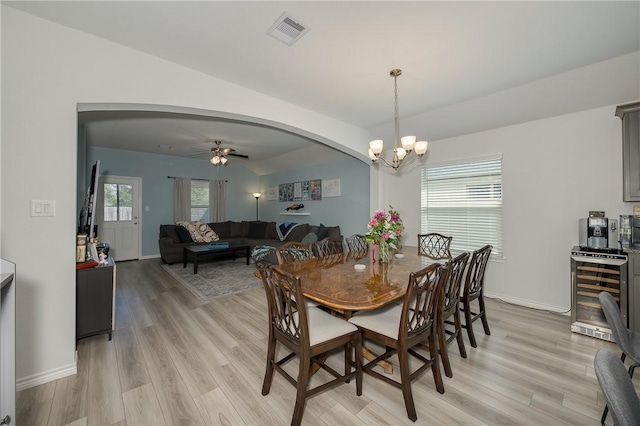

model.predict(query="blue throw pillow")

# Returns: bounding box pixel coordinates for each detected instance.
[317,224,328,240]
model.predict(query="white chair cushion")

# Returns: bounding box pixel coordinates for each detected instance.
[290,308,358,347]
[348,304,403,340]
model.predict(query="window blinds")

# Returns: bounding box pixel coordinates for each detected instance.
[421,157,503,257]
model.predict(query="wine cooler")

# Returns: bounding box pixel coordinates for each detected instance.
[571,246,628,341]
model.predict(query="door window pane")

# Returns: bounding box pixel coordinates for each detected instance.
[104,183,133,222]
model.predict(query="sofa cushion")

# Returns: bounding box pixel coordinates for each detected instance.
[325,226,341,239]
[176,221,220,243]
[229,221,243,237]
[241,221,252,237]
[248,221,267,238]
[161,225,182,244]
[209,221,230,238]
[266,222,278,240]
[301,232,318,244]
[285,224,310,242]
[175,226,193,243]
[317,224,329,240]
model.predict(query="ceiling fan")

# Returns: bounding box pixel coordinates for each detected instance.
[206,140,249,166]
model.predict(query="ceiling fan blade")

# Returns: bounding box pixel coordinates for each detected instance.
[227,152,249,159]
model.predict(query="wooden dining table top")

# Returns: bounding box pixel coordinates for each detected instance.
[275,249,438,314]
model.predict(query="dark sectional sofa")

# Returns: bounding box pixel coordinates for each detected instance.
[159,220,341,264]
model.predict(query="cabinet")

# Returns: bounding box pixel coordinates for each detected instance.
[76,258,116,341]
[616,102,640,202]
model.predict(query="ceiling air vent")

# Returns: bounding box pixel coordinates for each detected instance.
[267,13,310,46]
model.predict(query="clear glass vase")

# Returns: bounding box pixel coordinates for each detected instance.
[378,242,390,263]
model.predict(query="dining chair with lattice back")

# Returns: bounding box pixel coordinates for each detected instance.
[437,251,469,378]
[274,241,314,264]
[256,262,363,426]
[460,244,493,348]
[346,234,369,259]
[348,262,448,422]
[598,291,640,425]
[417,233,453,260]
[314,237,344,257]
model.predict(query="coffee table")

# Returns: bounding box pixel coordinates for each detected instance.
[183,243,251,274]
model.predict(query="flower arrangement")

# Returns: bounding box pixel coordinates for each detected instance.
[365,205,405,250]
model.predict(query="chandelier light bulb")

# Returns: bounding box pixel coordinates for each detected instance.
[401,136,416,152]
[415,141,428,156]
[368,148,378,161]
[396,147,407,160]
[369,139,383,155]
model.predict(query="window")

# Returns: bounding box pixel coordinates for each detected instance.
[421,156,503,257]
[191,180,210,221]
[103,183,133,222]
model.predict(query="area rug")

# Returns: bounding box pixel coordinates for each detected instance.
[161,259,260,301]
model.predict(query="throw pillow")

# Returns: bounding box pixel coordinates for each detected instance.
[176,221,220,243]
[248,221,267,239]
[317,224,329,241]
[174,225,193,243]
[301,232,318,244]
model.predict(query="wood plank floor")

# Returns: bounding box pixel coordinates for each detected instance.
[16,258,630,425]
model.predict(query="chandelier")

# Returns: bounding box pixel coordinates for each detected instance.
[368,69,428,170]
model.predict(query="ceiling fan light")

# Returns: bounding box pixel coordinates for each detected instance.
[211,156,221,165]
[369,139,383,155]
[401,136,416,151]
[415,140,428,156]
[220,156,228,165]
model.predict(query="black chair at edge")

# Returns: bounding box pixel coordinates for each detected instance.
[348,262,448,422]
[460,244,493,348]
[417,233,453,260]
[598,291,640,425]
[256,262,362,426]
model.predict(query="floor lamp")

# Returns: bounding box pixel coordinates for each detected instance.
[253,193,261,220]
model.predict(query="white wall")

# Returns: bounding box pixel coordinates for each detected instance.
[1,6,371,387]
[382,105,631,311]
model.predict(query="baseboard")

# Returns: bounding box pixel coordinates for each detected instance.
[139,254,161,260]
[16,362,77,392]
[484,291,570,315]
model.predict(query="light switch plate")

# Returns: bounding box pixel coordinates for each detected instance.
[31,200,55,217]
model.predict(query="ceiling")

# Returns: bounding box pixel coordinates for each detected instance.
[8,1,640,174]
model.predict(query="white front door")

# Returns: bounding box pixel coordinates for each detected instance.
[97,176,141,261]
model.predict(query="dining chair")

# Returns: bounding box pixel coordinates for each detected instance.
[348,262,448,422]
[256,262,363,426]
[417,233,453,260]
[346,234,368,259]
[274,241,314,264]
[313,237,344,257]
[437,252,470,378]
[598,291,640,425]
[594,348,640,426]
[460,244,493,348]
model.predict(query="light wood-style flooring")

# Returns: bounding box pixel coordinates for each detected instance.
[16,258,628,425]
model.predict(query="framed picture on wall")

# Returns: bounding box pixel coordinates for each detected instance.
[309,179,322,200]
[266,186,278,201]
[322,179,341,197]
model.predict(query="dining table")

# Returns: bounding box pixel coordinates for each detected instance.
[274,248,441,373]
[276,248,438,319]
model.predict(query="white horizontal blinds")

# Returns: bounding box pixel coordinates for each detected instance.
[421,157,503,257]
[190,180,210,222]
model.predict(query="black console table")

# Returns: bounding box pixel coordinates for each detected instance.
[76,257,116,342]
